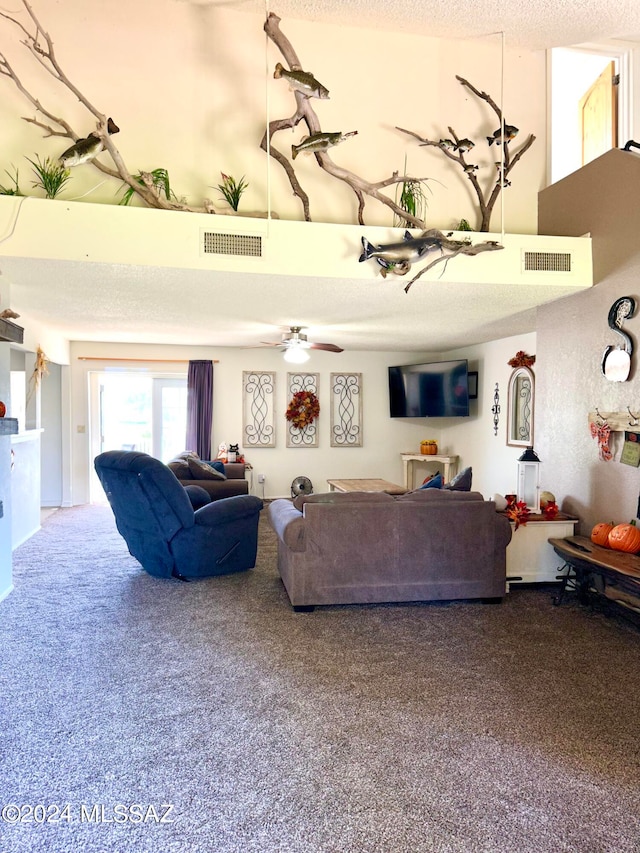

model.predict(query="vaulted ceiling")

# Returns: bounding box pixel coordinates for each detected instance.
[2,0,637,353]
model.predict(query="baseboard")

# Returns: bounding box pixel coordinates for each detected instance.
[12,526,41,550]
[0,583,15,603]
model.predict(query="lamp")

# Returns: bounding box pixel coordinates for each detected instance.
[517,446,541,513]
[283,345,310,364]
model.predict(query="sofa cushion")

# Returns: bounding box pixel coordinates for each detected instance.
[167,458,190,478]
[293,491,395,512]
[187,456,227,480]
[418,472,442,490]
[443,466,472,491]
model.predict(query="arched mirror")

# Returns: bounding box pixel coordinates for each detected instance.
[507,366,534,447]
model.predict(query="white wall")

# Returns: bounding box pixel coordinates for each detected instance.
[0,345,13,600]
[41,362,63,507]
[442,332,540,500]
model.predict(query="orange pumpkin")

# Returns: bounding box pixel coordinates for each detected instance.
[608,522,640,554]
[590,522,614,547]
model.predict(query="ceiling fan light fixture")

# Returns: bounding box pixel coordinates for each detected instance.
[283,345,310,364]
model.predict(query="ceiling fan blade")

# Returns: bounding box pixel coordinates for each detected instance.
[259,341,285,347]
[309,342,344,353]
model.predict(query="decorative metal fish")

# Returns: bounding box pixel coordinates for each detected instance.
[463,164,479,173]
[438,138,456,149]
[359,230,443,277]
[273,63,329,99]
[486,124,519,146]
[454,138,475,152]
[59,117,120,168]
[291,130,357,160]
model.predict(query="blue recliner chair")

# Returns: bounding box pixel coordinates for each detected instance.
[94,450,263,580]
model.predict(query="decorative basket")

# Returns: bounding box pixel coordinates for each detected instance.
[420,440,438,455]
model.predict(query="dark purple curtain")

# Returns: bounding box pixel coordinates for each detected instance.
[186,360,213,459]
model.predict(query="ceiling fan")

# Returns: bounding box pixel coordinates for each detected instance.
[260,326,343,363]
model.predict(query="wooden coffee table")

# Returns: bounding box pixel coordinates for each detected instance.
[326,478,406,495]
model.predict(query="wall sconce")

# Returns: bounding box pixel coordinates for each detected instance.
[517,447,541,513]
[283,345,310,364]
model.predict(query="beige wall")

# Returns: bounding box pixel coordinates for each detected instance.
[0,0,546,233]
[538,149,640,532]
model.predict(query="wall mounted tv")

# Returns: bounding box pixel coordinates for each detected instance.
[388,359,470,418]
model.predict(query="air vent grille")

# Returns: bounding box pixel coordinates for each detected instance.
[523,251,571,273]
[202,232,262,257]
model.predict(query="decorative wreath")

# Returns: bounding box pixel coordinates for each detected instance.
[286,391,320,430]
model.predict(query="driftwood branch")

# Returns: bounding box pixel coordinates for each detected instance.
[402,231,504,293]
[263,12,430,226]
[0,0,199,211]
[397,75,536,232]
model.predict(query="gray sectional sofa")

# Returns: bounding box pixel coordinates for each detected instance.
[267,489,512,610]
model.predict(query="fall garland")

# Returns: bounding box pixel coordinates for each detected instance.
[506,500,531,530]
[508,351,536,368]
[286,391,320,430]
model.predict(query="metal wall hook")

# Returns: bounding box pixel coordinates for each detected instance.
[627,406,639,426]
[595,407,607,424]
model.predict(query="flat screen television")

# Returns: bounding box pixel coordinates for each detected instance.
[388,359,470,418]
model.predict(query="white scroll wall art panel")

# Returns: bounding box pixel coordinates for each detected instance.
[243,371,276,448]
[330,373,362,447]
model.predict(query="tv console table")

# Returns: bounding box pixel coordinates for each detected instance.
[400,453,458,489]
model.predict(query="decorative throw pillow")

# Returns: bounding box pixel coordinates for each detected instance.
[206,460,226,475]
[167,459,190,478]
[187,456,227,480]
[443,467,472,491]
[418,472,442,490]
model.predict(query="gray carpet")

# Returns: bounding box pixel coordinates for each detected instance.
[1,505,639,853]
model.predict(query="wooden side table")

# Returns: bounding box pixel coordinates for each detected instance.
[400,453,459,489]
[501,512,579,584]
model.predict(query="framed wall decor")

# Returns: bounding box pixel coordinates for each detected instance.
[243,371,276,448]
[330,373,362,447]
[286,372,319,448]
[507,366,534,447]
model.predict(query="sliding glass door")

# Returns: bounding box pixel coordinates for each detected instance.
[90,371,187,500]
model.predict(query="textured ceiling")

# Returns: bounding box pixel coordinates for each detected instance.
[242,0,640,50]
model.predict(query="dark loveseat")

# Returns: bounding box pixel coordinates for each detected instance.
[167,452,249,501]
